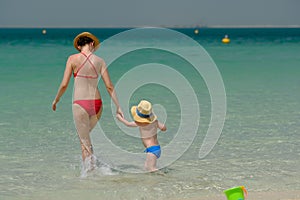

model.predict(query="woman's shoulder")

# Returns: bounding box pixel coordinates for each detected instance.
[92,54,104,61]
[92,54,106,66]
[68,53,81,60]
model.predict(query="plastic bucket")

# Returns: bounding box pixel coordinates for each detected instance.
[224,186,247,200]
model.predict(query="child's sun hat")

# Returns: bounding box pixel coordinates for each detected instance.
[131,100,157,123]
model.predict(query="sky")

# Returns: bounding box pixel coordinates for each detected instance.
[1,0,300,28]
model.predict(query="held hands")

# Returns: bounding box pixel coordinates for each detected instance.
[116,113,123,121]
[116,113,128,125]
[116,107,124,118]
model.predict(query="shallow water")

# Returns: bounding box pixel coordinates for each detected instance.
[0,28,299,199]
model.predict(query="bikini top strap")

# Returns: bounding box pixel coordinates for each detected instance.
[74,52,99,79]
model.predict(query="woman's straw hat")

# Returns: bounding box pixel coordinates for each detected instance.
[131,100,157,123]
[73,32,100,52]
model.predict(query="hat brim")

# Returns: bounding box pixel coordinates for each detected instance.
[131,106,157,124]
[73,32,100,52]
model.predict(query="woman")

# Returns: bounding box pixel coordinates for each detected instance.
[52,32,123,166]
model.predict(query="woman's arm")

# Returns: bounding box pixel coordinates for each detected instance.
[100,60,124,117]
[52,56,73,111]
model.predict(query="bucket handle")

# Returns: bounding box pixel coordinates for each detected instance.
[241,186,248,198]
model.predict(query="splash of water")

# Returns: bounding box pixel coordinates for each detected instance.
[80,155,118,178]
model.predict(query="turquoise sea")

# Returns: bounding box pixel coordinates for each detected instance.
[0,28,299,200]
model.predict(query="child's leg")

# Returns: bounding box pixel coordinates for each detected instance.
[144,153,158,172]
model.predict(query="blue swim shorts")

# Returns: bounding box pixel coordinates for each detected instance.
[144,145,161,158]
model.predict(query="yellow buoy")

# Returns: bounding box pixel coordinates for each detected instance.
[42,29,47,35]
[222,34,230,44]
[194,29,199,35]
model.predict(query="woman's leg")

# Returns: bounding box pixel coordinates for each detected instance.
[73,104,93,161]
[89,106,103,131]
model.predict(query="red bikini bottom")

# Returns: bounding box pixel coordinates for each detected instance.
[73,99,102,116]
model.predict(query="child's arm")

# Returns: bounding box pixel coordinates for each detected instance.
[158,121,167,131]
[116,114,138,127]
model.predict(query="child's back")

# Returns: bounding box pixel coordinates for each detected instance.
[136,120,164,148]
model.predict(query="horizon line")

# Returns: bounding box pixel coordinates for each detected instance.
[1,25,300,29]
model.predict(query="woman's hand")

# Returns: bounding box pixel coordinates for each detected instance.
[116,113,122,121]
[116,107,124,118]
[52,99,58,111]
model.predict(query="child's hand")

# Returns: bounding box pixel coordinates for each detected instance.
[158,122,167,132]
[161,124,167,132]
